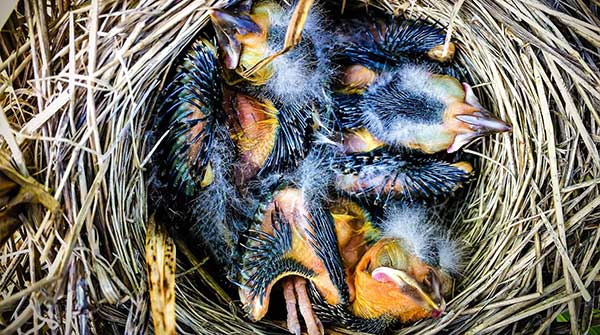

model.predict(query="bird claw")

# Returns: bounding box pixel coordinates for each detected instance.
[282,277,324,335]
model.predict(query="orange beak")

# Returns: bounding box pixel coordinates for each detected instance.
[209,8,261,69]
[371,267,446,317]
[447,83,512,153]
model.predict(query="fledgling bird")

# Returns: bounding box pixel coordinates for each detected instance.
[332,17,511,154]
[151,6,471,335]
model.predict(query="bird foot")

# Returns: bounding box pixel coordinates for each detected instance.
[282,277,324,335]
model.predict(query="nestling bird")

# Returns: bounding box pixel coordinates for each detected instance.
[238,186,461,335]
[332,16,511,154]
[151,38,253,269]
[209,0,332,103]
[313,199,461,334]
[209,0,334,183]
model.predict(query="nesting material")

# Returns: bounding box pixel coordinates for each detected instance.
[0,0,599,334]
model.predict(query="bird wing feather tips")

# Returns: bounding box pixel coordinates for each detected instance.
[332,93,364,130]
[333,149,473,203]
[158,38,225,199]
[145,214,176,335]
[239,206,316,313]
[309,284,396,335]
[304,205,349,303]
[258,101,315,177]
[336,17,461,76]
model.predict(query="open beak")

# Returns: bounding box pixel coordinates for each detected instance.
[371,267,445,316]
[448,110,512,153]
[209,8,261,69]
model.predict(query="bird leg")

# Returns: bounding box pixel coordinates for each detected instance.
[241,0,314,78]
[282,278,301,335]
[281,276,324,335]
[293,277,324,335]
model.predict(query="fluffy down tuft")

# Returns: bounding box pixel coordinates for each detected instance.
[259,3,334,104]
[189,127,257,271]
[379,203,463,272]
[380,204,437,264]
[435,238,463,274]
[288,143,338,206]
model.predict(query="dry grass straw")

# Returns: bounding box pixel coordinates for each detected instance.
[0,0,599,334]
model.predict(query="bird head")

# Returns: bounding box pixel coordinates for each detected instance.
[360,65,512,154]
[349,238,451,323]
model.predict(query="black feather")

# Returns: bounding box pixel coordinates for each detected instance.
[304,205,349,303]
[338,18,445,69]
[361,70,445,125]
[332,93,364,130]
[239,205,315,304]
[336,17,462,77]
[157,39,226,199]
[257,101,315,177]
[309,284,398,335]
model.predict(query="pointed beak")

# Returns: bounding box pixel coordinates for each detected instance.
[372,267,445,315]
[448,110,512,153]
[208,8,261,69]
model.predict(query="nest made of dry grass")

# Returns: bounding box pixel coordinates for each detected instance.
[1,0,599,334]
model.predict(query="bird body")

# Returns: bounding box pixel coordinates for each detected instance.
[332,17,511,154]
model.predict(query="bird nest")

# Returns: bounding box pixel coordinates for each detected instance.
[1,0,599,334]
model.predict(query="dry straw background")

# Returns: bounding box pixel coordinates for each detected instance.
[0,0,599,334]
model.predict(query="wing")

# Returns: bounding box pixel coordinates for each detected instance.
[156,39,228,199]
[333,148,474,204]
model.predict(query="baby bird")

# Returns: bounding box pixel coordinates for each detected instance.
[210,0,333,183]
[238,185,345,335]
[333,17,511,154]
[315,199,461,334]
[238,189,461,335]
[210,0,331,103]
